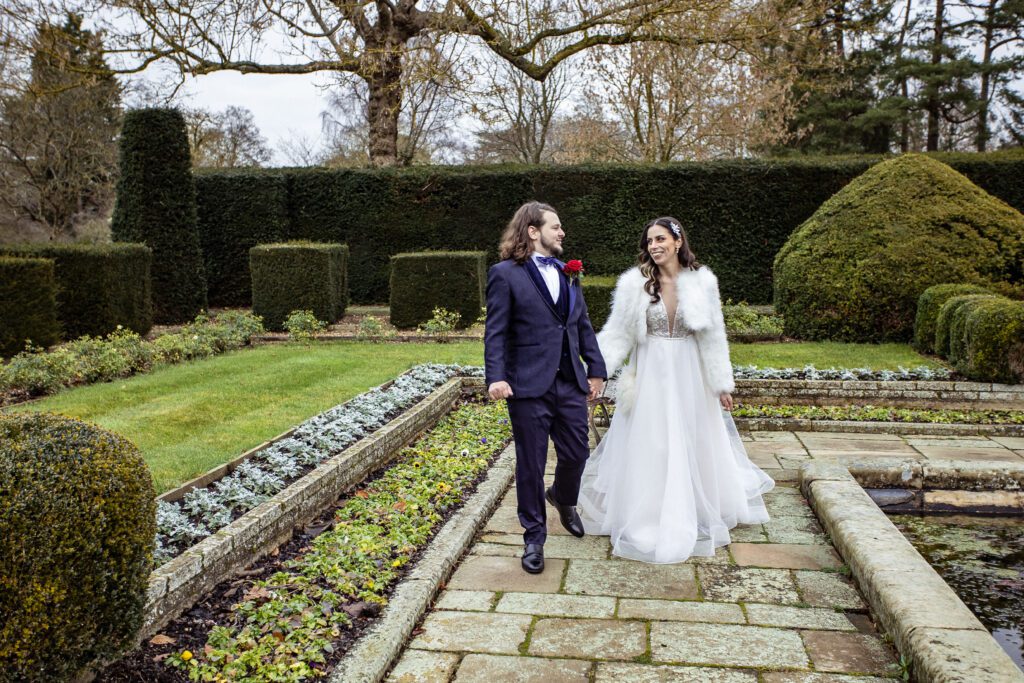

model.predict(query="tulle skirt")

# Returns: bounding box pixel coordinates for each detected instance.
[578,334,774,564]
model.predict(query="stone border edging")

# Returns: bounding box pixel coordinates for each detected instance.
[139,377,465,641]
[735,416,1024,436]
[800,461,1024,682]
[328,443,517,683]
[736,378,1023,410]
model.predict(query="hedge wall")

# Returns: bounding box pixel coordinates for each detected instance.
[111,108,207,323]
[581,275,617,331]
[389,252,485,329]
[250,242,348,331]
[1,243,152,339]
[189,152,1024,305]
[0,257,60,357]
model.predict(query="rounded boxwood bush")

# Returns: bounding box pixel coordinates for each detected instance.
[934,293,1002,360]
[962,298,1024,383]
[774,154,1024,342]
[0,413,156,682]
[913,283,993,354]
[0,257,60,357]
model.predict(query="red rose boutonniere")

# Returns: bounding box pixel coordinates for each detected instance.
[563,259,584,282]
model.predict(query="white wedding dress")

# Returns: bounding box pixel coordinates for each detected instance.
[578,296,775,564]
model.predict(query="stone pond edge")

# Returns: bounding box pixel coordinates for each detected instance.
[800,460,1024,682]
[328,443,517,683]
[139,376,467,642]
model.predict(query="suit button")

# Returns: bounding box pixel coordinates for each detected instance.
[558,325,564,330]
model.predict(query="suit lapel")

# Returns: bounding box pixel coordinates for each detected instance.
[523,259,561,319]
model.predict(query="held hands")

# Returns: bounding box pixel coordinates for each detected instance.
[719,393,734,411]
[588,378,605,401]
[488,381,514,400]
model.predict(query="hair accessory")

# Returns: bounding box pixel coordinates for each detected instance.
[666,221,682,237]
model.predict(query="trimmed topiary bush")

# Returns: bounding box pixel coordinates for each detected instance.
[111,107,207,323]
[961,298,1024,383]
[582,275,617,331]
[913,283,994,354]
[250,242,348,331]
[1,243,152,338]
[389,251,485,330]
[0,257,60,357]
[774,154,1024,342]
[0,413,156,681]
[935,293,1002,360]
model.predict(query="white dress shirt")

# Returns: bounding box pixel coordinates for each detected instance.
[532,253,562,303]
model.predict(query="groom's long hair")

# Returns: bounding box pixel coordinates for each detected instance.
[500,201,556,264]
[638,216,701,303]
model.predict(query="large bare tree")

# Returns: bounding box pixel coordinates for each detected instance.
[2,0,806,166]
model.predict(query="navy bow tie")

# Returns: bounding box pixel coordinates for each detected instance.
[536,255,564,269]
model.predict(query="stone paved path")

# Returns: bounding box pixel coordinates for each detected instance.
[386,431,1019,682]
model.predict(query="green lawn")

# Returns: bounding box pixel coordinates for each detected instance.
[10,342,483,493]
[7,339,941,493]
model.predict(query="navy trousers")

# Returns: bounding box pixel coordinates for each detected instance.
[506,373,590,545]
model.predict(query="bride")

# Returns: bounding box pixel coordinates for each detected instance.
[578,216,774,564]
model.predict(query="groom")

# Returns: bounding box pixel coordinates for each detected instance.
[484,201,607,574]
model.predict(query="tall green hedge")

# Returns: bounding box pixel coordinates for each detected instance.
[0,413,155,681]
[389,252,485,329]
[1,243,152,338]
[582,275,617,331]
[250,242,348,331]
[187,152,1024,305]
[111,108,207,323]
[913,283,993,353]
[0,257,60,357]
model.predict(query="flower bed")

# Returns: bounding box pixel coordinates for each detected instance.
[155,364,482,564]
[733,404,1024,425]
[0,311,265,404]
[102,398,511,682]
[733,364,953,381]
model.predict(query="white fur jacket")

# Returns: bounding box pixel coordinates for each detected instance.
[597,266,735,413]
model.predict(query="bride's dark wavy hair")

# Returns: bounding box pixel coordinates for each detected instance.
[637,216,700,303]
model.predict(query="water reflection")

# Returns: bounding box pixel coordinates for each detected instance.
[891,514,1024,672]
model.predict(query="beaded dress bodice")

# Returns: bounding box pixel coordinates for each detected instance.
[646,297,692,338]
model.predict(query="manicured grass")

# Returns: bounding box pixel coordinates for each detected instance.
[730,341,945,370]
[7,338,940,493]
[10,342,483,493]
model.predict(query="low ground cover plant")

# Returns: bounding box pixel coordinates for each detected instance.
[0,311,264,401]
[164,398,511,681]
[733,404,1024,424]
[731,365,953,381]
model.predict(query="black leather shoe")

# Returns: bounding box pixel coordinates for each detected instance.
[546,486,585,538]
[521,543,545,574]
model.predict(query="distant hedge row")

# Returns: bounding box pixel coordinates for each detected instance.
[389,252,485,329]
[250,242,349,331]
[192,152,1024,305]
[0,257,60,357]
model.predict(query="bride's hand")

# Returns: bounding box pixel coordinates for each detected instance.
[719,393,734,411]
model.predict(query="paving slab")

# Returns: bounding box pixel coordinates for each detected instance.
[731,543,842,570]
[494,592,616,618]
[746,441,809,456]
[763,516,829,545]
[617,598,745,623]
[472,533,611,559]
[435,590,495,612]
[447,555,565,593]
[913,446,1024,462]
[744,603,857,631]
[798,436,912,450]
[650,621,810,668]
[794,570,866,610]
[729,524,768,543]
[765,495,817,519]
[801,631,897,676]
[386,650,460,683]
[990,435,1024,449]
[483,505,573,536]
[453,654,591,682]
[564,559,699,599]
[409,611,532,654]
[761,674,898,683]
[528,618,647,660]
[698,565,801,604]
[904,437,1004,448]
[796,431,903,441]
[595,663,757,682]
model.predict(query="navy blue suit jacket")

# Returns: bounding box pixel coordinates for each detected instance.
[484,258,607,398]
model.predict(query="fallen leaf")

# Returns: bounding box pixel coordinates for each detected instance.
[149,634,176,646]
[393,500,407,512]
[152,653,171,662]
[355,490,369,499]
[242,585,272,602]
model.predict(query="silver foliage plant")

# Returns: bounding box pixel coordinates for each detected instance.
[154,363,484,565]
[731,365,952,381]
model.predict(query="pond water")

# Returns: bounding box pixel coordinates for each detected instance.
[891,514,1024,672]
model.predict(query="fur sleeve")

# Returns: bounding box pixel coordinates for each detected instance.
[596,269,640,378]
[695,268,735,395]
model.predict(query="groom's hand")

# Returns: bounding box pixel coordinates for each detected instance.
[488,381,514,400]
[587,378,605,401]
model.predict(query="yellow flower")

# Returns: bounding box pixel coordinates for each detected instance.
[181,650,193,661]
